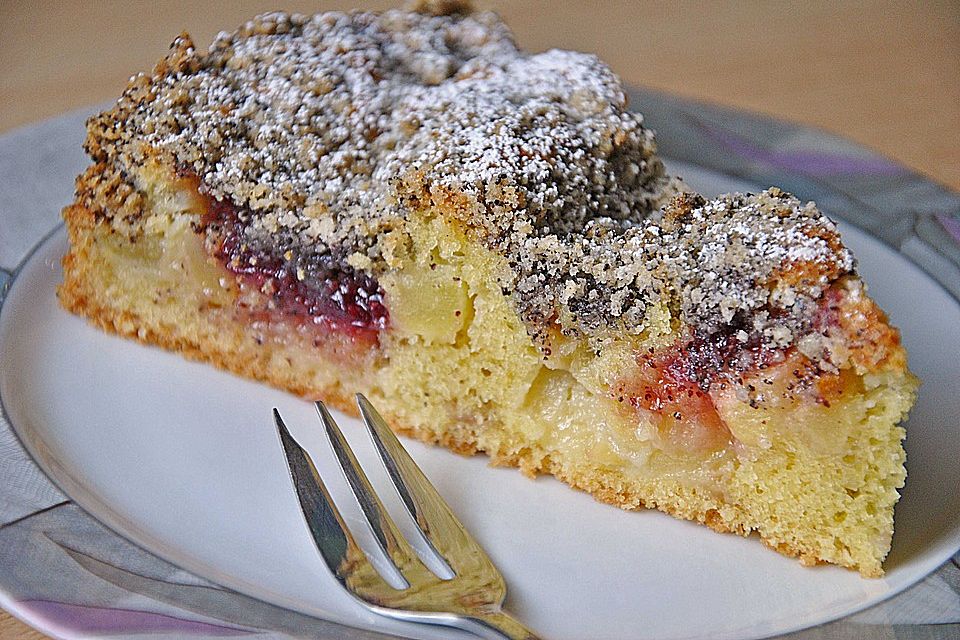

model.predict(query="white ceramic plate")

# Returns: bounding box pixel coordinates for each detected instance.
[2,162,960,640]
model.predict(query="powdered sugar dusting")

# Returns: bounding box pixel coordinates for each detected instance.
[85,7,854,349]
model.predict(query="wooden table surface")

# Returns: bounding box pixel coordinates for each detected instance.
[1,1,958,638]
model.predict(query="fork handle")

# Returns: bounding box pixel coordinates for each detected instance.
[457,609,541,640]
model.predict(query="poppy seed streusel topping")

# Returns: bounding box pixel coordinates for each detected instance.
[84,7,854,350]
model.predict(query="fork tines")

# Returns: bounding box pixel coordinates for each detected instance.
[273,394,539,640]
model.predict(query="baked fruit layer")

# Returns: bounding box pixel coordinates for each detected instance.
[60,4,916,577]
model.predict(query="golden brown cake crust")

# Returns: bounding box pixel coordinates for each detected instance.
[60,180,916,578]
[62,188,914,579]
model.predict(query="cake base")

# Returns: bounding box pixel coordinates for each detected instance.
[61,173,917,576]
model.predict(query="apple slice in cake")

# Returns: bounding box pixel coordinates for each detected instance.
[59,6,917,577]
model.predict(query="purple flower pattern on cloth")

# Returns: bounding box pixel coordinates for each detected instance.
[698,122,908,177]
[938,214,960,245]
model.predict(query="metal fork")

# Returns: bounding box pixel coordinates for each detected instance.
[273,394,540,640]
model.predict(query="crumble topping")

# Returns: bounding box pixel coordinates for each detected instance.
[516,189,853,346]
[84,7,854,351]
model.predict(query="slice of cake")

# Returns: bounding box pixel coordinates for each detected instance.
[59,4,917,576]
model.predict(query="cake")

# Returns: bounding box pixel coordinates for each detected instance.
[59,3,917,576]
